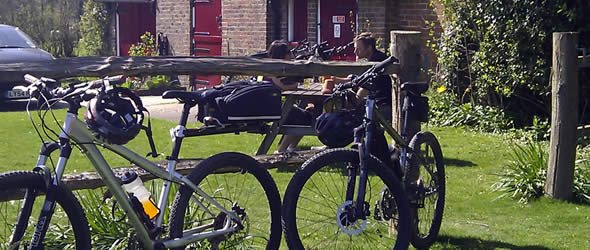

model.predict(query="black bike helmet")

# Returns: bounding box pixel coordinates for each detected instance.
[85,87,145,145]
[315,110,362,148]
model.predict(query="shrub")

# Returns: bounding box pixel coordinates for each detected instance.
[75,0,109,56]
[126,32,177,90]
[493,142,590,204]
[428,89,512,133]
[432,0,590,127]
[492,141,548,203]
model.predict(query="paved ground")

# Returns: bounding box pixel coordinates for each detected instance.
[140,96,196,122]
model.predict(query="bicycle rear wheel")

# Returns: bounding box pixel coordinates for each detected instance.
[282,148,410,250]
[168,152,282,250]
[0,171,91,249]
[406,131,445,248]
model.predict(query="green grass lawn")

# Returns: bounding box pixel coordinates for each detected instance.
[1,110,589,249]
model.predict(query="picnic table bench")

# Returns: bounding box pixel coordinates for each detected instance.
[256,83,329,155]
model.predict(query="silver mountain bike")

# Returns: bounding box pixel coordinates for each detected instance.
[0,75,282,249]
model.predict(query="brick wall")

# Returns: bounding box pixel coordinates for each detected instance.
[156,0,191,57]
[222,0,269,56]
[307,0,318,44]
[358,0,389,50]
[156,0,191,86]
[396,0,444,69]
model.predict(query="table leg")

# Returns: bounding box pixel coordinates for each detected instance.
[256,97,296,155]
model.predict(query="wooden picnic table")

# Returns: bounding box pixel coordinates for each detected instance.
[256,83,330,155]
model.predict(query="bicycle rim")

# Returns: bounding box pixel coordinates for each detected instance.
[0,171,90,250]
[283,148,410,250]
[169,152,281,250]
[407,131,445,248]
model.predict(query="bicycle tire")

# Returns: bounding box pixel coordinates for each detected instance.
[282,148,410,250]
[406,131,445,249]
[168,152,282,250]
[0,171,91,249]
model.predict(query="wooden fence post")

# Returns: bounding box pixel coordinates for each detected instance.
[390,30,423,141]
[545,32,579,200]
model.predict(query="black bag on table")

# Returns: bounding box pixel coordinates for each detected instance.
[196,81,282,124]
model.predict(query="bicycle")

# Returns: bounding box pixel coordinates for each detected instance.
[282,56,445,249]
[0,75,282,249]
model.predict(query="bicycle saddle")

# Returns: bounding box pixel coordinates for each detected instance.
[401,82,429,96]
[162,90,209,104]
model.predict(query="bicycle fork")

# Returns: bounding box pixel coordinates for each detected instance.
[11,141,70,249]
[344,98,377,221]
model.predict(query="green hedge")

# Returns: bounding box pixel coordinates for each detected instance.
[432,0,590,127]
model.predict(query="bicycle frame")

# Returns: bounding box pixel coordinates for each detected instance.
[348,91,418,220]
[29,104,243,249]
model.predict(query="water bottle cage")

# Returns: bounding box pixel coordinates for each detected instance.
[129,194,156,230]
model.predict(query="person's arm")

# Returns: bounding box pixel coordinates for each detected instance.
[270,76,299,90]
[356,88,369,98]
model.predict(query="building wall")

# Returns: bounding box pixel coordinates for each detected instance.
[307,0,318,44]
[396,0,443,70]
[358,0,389,50]
[156,0,191,57]
[222,0,269,56]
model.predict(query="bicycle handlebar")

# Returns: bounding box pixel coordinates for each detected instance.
[23,74,126,100]
[333,56,399,92]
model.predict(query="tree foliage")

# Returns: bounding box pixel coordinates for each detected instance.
[0,0,88,57]
[76,0,109,56]
[432,0,590,126]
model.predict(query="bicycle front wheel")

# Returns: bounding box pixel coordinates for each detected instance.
[0,171,91,249]
[282,148,410,250]
[168,152,282,250]
[406,131,445,248]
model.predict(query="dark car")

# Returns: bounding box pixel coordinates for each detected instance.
[0,24,54,101]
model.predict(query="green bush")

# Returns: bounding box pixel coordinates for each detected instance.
[432,0,590,127]
[126,32,177,90]
[493,142,590,204]
[428,90,512,133]
[75,0,109,56]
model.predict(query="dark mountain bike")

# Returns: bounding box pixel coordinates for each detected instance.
[282,56,445,249]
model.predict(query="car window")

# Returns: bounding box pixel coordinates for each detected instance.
[0,26,38,48]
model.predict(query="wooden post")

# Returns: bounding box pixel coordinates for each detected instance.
[545,32,579,200]
[390,30,423,141]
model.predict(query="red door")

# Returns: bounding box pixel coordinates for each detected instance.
[293,0,308,42]
[319,0,356,61]
[118,3,156,56]
[192,0,222,88]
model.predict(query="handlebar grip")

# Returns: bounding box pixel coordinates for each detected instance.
[24,74,40,84]
[373,56,399,72]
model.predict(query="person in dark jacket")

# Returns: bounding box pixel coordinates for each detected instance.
[321,33,394,168]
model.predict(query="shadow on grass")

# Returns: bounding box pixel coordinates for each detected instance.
[437,235,553,250]
[444,157,477,167]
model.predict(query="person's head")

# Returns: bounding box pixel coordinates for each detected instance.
[267,40,293,60]
[353,32,377,59]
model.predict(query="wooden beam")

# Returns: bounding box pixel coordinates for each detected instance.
[390,31,423,139]
[0,56,399,83]
[545,32,579,201]
[0,150,318,201]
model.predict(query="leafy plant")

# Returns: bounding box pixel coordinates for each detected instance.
[126,32,177,90]
[428,90,512,133]
[492,141,548,203]
[128,32,157,57]
[493,141,590,204]
[75,0,109,56]
[431,0,590,128]
[76,180,179,249]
